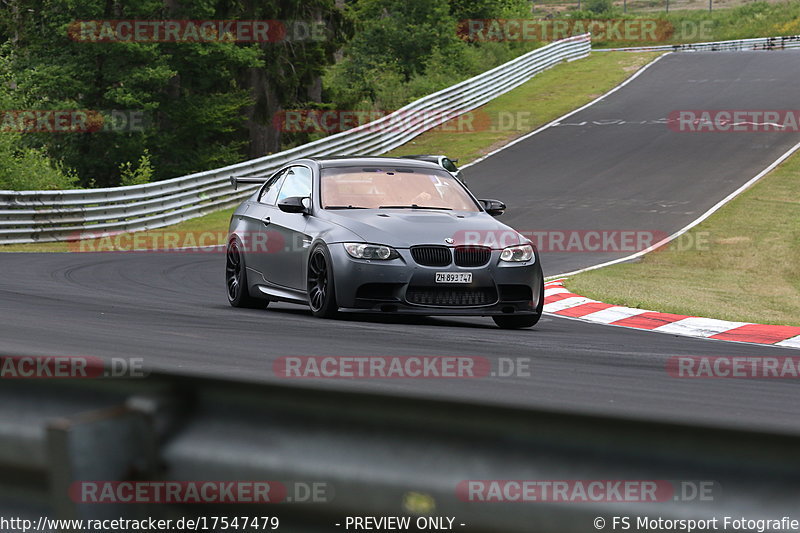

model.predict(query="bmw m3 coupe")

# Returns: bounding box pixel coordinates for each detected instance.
[226,157,543,328]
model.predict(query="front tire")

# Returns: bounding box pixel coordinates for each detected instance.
[307,245,338,318]
[226,239,268,309]
[492,278,544,329]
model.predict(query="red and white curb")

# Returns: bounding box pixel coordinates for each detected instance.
[543,280,800,349]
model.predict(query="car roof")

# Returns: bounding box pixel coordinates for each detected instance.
[309,156,442,170]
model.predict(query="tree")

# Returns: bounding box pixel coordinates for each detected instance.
[232,0,349,156]
[448,0,531,20]
[0,0,345,186]
[324,0,536,111]
[0,43,76,190]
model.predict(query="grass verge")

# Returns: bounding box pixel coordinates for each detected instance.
[1,51,660,253]
[566,147,800,326]
[580,1,800,48]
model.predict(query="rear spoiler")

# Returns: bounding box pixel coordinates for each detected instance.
[230,175,270,190]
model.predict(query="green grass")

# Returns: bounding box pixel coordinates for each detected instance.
[2,51,660,253]
[566,148,800,326]
[591,1,800,47]
[533,0,800,39]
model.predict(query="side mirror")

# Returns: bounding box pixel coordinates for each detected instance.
[479,199,506,217]
[278,196,310,214]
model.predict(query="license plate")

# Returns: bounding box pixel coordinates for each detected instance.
[435,272,472,284]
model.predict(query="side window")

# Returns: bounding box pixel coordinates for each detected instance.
[277,166,313,203]
[258,169,287,205]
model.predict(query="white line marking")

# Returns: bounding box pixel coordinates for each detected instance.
[654,317,750,338]
[776,335,800,348]
[459,53,670,172]
[548,138,800,280]
[543,296,595,313]
[576,306,649,324]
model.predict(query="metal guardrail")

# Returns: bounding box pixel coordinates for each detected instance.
[0,35,591,245]
[1,360,799,530]
[595,34,800,52]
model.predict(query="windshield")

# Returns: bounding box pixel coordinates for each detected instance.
[321,166,480,211]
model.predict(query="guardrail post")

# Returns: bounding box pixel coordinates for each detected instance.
[46,402,159,521]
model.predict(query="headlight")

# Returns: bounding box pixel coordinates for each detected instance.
[344,243,399,260]
[500,244,534,262]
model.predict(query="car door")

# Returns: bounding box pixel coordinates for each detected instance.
[259,165,313,290]
[243,168,287,280]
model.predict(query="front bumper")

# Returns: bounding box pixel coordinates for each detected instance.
[329,244,543,316]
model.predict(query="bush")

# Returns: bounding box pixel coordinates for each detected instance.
[585,0,615,15]
[0,134,78,190]
[119,150,154,186]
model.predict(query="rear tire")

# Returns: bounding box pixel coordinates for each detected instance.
[307,245,338,318]
[492,277,544,329]
[226,239,268,309]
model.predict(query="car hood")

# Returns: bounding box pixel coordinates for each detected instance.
[324,209,527,249]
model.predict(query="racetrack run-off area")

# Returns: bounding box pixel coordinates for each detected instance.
[544,280,800,348]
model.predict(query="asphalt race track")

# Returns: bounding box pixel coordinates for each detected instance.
[468,51,800,274]
[2,51,800,432]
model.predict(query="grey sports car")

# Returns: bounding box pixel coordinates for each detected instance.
[225,156,544,328]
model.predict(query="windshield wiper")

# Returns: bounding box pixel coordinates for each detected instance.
[325,205,369,209]
[378,205,452,210]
